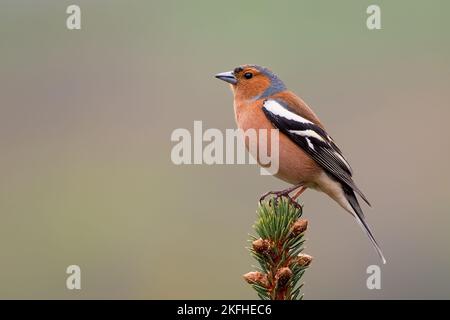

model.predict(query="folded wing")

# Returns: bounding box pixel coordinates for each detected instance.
[262,99,371,206]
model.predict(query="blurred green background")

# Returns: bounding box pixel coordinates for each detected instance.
[0,0,449,299]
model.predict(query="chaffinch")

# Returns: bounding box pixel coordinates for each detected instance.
[216,64,386,264]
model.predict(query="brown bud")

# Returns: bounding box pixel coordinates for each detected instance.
[252,238,271,254]
[296,253,313,267]
[290,219,308,236]
[275,267,293,287]
[243,271,269,287]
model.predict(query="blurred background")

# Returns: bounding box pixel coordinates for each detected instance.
[0,0,449,299]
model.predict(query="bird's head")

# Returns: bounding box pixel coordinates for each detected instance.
[215,65,286,101]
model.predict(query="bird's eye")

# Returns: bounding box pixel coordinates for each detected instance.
[244,72,253,79]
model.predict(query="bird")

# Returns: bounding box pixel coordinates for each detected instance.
[215,64,386,264]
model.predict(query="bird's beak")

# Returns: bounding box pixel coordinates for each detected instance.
[215,71,237,85]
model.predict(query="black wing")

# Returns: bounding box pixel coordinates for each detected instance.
[262,99,371,206]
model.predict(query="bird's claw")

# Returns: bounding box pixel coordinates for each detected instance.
[259,191,301,209]
[286,196,302,209]
[259,191,276,204]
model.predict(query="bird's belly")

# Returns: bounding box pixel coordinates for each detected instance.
[274,133,322,186]
[237,110,321,186]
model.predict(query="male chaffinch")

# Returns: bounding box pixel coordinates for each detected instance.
[216,65,386,264]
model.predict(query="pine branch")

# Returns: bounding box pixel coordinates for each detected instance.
[244,197,313,300]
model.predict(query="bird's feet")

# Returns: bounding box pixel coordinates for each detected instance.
[259,185,303,209]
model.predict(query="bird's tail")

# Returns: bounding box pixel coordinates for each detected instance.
[343,186,386,264]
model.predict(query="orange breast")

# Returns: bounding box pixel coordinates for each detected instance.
[234,100,321,186]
